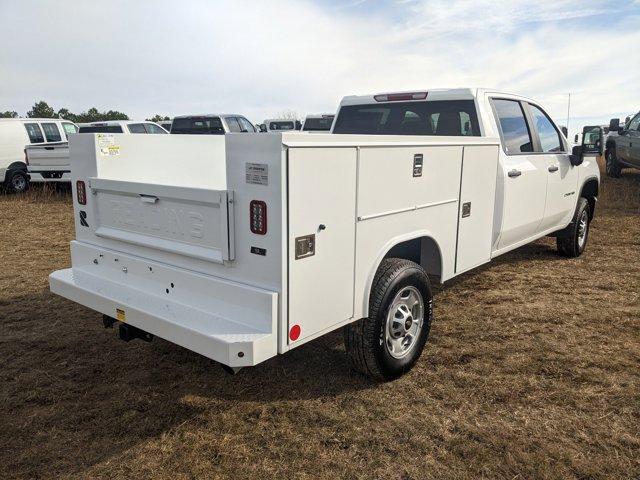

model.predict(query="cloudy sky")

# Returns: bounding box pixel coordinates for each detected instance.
[1,0,639,134]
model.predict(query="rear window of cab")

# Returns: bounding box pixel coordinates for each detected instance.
[332,100,480,136]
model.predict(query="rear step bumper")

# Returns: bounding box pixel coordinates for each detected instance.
[49,245,278,367]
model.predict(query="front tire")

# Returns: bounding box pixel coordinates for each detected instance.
[344,258,433,381]
[605,148,622,178]
[557,197,590,257]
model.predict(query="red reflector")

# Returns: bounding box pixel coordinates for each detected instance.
[374,92,428,102]
[250,200,267,235]
[289,324,301,341]
[76,180,86,205]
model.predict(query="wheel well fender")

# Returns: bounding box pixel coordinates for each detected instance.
[7,161,27,172]
[362,232,443,317]
[580,176,599,220]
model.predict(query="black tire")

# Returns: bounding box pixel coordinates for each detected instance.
[557,197,590,257]
[6,171,29,194]
[605,148,622,178]
[344,258,433,381]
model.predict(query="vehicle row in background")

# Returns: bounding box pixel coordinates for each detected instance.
[605,112,640,177]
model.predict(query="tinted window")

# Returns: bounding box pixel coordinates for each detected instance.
[41,122,62,142]
[24,123,45,143]
[303,116,334,131]
[492,99,533,154]
[529,104,563,152]
[128,123,147,134]
[226,117,242,133]
[78,125,124,133]
[333,100,480,136]
[171,117,224,135]
[238,117,256,132]
[627,113,640,131]
[160,122,172,132]
[269,121,295,131]
[62,122,78,136]
[143,123,167,134]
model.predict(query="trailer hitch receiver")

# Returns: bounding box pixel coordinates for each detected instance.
[118,323,154,343]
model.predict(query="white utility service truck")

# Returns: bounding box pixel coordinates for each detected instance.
[49,89,602,381]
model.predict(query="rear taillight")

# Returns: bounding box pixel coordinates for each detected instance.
[250,200,267,235]
[24,149,28,166]
[76,180,86,205]
[374,92,428,102]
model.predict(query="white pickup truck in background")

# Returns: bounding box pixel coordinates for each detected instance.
[301,114,335,132]
[26,120,168,185]
[50,88,602,381]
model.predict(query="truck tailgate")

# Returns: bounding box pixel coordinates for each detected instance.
[89,178,235,264]
[26,142,69,167]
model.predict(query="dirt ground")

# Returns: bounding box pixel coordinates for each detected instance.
[1,169,639,480]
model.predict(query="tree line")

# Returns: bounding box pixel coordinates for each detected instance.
[0,101,169,123]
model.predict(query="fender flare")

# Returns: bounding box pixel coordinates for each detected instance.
[361,230,444,318]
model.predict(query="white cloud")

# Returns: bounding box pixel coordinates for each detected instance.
[0,0,638,134]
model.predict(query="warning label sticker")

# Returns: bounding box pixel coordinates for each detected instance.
[97,134,120,156]
[246,163,268,185]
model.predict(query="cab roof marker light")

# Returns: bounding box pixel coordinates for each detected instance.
[374,92,428,102]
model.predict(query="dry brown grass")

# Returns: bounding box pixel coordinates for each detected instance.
[1,170,639,480]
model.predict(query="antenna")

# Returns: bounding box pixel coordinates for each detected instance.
[566,93,571,134]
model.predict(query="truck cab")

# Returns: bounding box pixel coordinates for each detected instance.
[170,115,257,134]
[605,112,640,177]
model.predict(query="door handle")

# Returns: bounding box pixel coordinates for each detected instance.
[508,169,522,178]
[548,165,559,172]
[139,194,158,204]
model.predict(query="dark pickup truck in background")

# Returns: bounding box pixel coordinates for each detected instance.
[605,112,640,177]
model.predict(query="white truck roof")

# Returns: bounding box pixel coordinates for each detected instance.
[337,88,532,105]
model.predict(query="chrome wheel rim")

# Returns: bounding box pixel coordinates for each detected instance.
[577,210,588,249]
[12,174,26,192]
[385,286,424,359]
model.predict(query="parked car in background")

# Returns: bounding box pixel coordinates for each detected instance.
[0,117,78,193]
[573,125,609,147]
[170,115,257,134]
[301,114,335,132]
[605,113,640,177]
[50,88,601,381]
[159,120,172,132]
[78,121,168,134]
[263,119,297,132]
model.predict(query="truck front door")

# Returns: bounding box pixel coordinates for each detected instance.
[491,98,547,250]
[526,103,579,231]
[626,113,640,167]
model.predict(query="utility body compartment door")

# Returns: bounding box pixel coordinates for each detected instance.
[287,147,356,344]
[455,145,499,273]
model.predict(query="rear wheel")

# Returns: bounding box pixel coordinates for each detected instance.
[557,197,590,257]
[605,149,622,178]
[6,171,29,194]
[344,258,433,381]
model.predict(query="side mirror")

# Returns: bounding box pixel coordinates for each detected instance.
[609,118,620,131]
[570,145,584,166]
[561,126,568,137]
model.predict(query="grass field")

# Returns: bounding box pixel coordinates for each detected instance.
[1,169,639,479]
